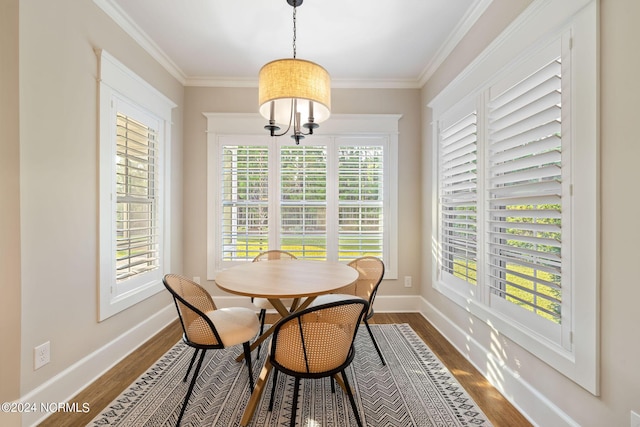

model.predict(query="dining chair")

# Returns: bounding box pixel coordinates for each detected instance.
[266,298,369,427]
[311,256,387,365]
[251,249,297,358]
[163,274,260,426]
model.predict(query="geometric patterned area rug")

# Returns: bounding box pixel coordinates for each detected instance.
[89,324,493,426]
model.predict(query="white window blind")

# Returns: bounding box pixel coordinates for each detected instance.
[219,144,270,260]
[487,57,563,324]
[439,112,478,286]
[115,112,159,281]
[338,144,384,261]
[280,145,328,259]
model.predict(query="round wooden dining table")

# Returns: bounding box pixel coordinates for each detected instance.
[215,259,358,316]
[215,259,359,426]
[216,259,359,353]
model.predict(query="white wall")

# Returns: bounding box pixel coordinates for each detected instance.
[15,0,184,424]
[422,0,640,426]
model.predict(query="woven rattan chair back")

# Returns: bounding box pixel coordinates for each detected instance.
[341,256,385,318]
[325,256,386,366]
[271,298,368,375]
[163,274,222,347]
[251,249,297,358]
[253,249,297,262]
[268,298,368,427]
[163,274,258,426]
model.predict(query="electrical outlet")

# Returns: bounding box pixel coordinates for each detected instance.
[193,276,201,284]
[631,410,640,427]
[404,276,412,288]
[34,341,50,370]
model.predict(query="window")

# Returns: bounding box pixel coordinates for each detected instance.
[115,111,159,282]
[98,50,176,321]
[206,114,399,279]
[439,107,478,288]
[487,54,565,335]
[280,144,328,259]
[337,143,384,261]
[219,140,270,260]
[430,0,598,393]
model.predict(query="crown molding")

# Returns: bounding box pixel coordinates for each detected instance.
[418,0,493,86]
[93,0,187,85]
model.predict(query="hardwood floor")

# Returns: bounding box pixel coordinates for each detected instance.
[39,313,531,426]
[38,321,183,427]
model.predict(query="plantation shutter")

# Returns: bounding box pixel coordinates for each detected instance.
[280,145,327,259]
[337,143,384,260]
[220,144,269,260]
[115,112,159,281]
[487,57,563,323]
[439,111,478,285]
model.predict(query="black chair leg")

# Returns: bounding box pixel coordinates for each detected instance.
[290,377,300,427]
[256,309,266,360]
[341,369,363,427]
[268,369,279,411]
[177,348,206,426]
[364,319,386,365]
[183,348,199,382]
[243,342,255,392]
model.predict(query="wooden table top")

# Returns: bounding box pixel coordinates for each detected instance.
[215,259,358,298]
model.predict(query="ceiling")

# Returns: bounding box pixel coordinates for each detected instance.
[98,0,492,88]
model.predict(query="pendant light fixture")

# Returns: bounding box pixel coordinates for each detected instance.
[258,0,331,144]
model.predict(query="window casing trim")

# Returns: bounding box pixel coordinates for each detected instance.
[429,0,598,394]
[98,49,176,321]
[205,113,399,280]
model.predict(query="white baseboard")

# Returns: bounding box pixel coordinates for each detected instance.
[419,297,579,427]
[21,305,176,427]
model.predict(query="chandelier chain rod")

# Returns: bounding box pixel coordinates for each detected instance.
[292,3,297,59]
